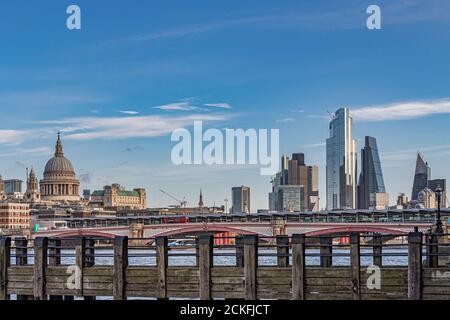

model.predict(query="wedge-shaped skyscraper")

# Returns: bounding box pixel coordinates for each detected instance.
[357,136,389,209]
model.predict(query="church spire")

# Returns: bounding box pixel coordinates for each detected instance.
[198,189,204,207]
[55,132,64,157]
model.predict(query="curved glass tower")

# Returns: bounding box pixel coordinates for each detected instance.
[326,108,357,210]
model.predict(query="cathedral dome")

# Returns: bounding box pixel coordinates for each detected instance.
[44,156,75,175]
[40,133,80,203]
[43,132,75,176]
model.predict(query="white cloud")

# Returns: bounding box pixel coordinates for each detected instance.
[0,146,51,158]
[204,103,232,109]
[351,99,450,122]
[118,110,139,115]
[300,142,326,148]
[153,102,200,111]
[276,118,295,123]
[381,145,450,161]
[0,130,32,145]
[40,114,231,140]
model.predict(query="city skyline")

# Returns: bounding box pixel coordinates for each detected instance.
[1,0,450,209]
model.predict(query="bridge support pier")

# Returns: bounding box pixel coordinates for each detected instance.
[130,224,145,246]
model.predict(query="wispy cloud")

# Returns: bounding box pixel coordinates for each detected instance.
[101,0,450,47]
[153,101,232,112]
[351,99,450,122]
[204,103,232,110]
[118,110,139,115]
[381,145,450,161]
[300,142,326,148]
[0,146,51,158]
[276,118,296,123]
[0,130,35,146]
[40,114,231,140]
[153,102,200,111]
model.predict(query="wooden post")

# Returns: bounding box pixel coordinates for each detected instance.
[34,237,48,300]
[84,238,96,300]
[276,235,289,267]
[235,236,244,267]
[48,238,63,300]
[75,237,86,297]
[156,236,168,299]
[350,233,361,300]
[0,237,11,300]
[408,232,422,300]
[427,234,438,268]
[15,238,33,300]
[195,237,200,267]
[373,234,382,267]
[292,234,305,300]
[320,237,332,267]
[113,236,128,300]
[244,235,258,300]
[199,235,213,300]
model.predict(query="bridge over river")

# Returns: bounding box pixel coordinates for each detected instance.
[33,209,448,240]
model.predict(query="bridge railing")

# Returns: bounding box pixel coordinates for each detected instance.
[63,210,446,229]
[1,232,450,300]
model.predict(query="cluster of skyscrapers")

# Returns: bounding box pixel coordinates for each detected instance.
[265,106,447,213]
[269,153,319,212]
[324,108,389,210]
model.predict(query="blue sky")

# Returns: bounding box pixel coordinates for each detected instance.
[0,0,450,209]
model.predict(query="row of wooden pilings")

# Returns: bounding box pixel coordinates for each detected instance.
[0,231,438,300]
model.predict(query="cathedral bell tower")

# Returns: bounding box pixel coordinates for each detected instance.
[25,167,41,203]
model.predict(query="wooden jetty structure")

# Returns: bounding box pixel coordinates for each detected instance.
[0,231,449,300]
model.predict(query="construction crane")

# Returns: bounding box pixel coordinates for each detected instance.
[327,110,335,120]
[159,189,187,208]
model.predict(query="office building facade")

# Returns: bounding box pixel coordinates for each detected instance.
[411,153,430,201]
[357,136,389,209]
[326,108,357,210]
[275,185,305,212]
[231,186,251,214]
[4,179,23,195]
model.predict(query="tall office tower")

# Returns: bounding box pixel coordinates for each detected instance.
[292,153,305,166]
[307,166,320,211]
[83,189,92,201]
[281,155,289,185]
[4,179,23,194]
[357,136,389,209]
[269,172,282,211]
[286,153,320,211]
[326,108,357,210]
[428,179,447,208]
[232,186,251,214]
[411,153,430,201]
[288,158,299,185]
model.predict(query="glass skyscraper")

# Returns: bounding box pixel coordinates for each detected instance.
[326,108,357,210]
[411,153,430,201]
[357,136,388,209]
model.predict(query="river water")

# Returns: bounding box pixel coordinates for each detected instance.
[10,247,411,267]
